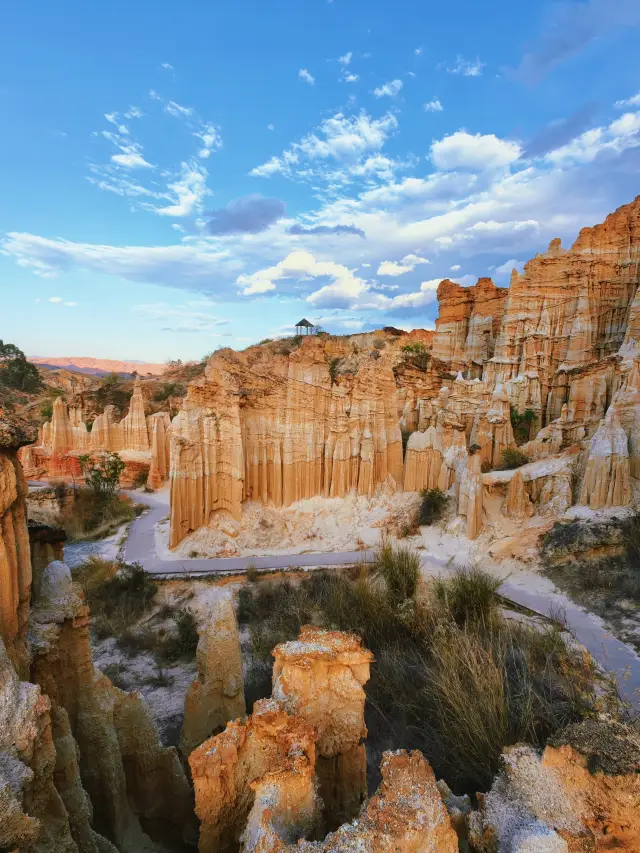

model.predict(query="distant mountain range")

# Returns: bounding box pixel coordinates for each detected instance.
[28,356,167,377]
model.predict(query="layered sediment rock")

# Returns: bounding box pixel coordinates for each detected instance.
[579,410,632,509]
[432,277,508,376]
[0,421,193,852]
[190,699,319,853]
[180,596,246,756]
[272,627,373,826]
[468,718,640,852]
[20,382,171,490]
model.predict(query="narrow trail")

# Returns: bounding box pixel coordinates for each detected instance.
[33,483,640,711]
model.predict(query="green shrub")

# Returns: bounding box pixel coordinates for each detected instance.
[401,343,430,371]
[371,542,420,603]
[0,339,42,392]
[510,406,537,444]
[328,357,341,385]
[418,488,449,525]
[152,382,186,402]
[236,549,617,794]
[432,565,501,628]
[501,447,530,470]
[78,451,126,500]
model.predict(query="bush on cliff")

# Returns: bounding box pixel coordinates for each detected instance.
[501,447,529,470]
[418,488,449,525]
[237,551,620,793]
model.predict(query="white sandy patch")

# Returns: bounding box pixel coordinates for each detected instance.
[155,489,423,559]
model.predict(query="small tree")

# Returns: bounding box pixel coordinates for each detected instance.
[0,339,43,392]
[78,452,126,500]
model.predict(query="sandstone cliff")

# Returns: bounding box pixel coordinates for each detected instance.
[0,418,193,852]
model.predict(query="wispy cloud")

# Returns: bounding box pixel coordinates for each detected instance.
[135,301,230,333]
[337,51,352,65]
[373,79,403,98]
[615,92,640,108]
[424,99,443,112]
[160,62,174,71]
[204,195,285,235]
[298,68,315,85]
[446,56,485,77]
[287,223,365,237]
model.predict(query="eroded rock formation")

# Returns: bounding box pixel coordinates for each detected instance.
[468,718,640,852]
[181,596,246,757]
[0,419,193,852]
[20,380,172,490]
[272,627,373,826]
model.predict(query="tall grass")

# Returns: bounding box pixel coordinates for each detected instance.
[237,548,619,793]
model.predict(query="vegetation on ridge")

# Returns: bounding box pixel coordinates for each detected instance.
[237,544,621,793]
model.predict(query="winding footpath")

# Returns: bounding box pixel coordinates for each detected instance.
[51,485,640,711]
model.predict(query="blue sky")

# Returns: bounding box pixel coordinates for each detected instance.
[2,0,640,362]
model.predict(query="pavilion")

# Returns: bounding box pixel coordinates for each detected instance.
[295,318,316,335]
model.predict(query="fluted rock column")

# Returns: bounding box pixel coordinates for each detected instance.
[120,379,150,452]
[272,626,373,828]
[579,411,632,509]
[458,452,484,539]
[50,397,75,457]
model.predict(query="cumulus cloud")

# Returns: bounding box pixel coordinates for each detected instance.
[338,51,352,65]
[424,99,443,112]
[373,79,403,98]
[616,92,640,108]
[299,68,315,85]
[430,131,522,171]
[377,254,430,276]
[446,56,485,76]
[545,109,640,165]
[124,105,143,119]
[194,123,222,159]
[287,223,365,237]
[516,0,640,82]
[493,258,525,279]
[204,195,285,235]
[250,110,399,185]
[450,264,461,271]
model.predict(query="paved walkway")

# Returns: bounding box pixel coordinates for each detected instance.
[30,483,640,710]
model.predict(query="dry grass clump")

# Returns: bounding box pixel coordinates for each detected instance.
[237,546,622,793]
[73,557,198,663]
[55,488,143,541]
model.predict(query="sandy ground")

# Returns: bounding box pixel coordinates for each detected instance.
[156,489,426,559]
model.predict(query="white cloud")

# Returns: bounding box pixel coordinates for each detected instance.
[338,51,352,65]
[49,296,62,303]
[615,92,640,108]
[250,110,398,184]
[493,258,524,278]
[415,46,423,56]
[545,110,640,165]
[430,131,522,170]
[152,161,209,217]
[299,68,315,85]
[124,105,143,119]
[373,79,403,98]
[424,99,443,112]
[377,254,430,276]
[64,301,77,307]
[194,123,222,158]
[343,73,359,83]
[267,123,274,131]
[165,100,193,119]
[450,264,461,271]
[111,144,153,169]
[161,62,173,70]
[446,56,485,76]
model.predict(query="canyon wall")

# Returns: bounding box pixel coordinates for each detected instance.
[20,380,172,490]
[170,196,640,547]
[0,418,193,852]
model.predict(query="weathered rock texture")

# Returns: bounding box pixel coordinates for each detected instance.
[0,420,193,852]
[272,627,373,826]
[190,626,458,853]
[190,699,319,853]
[468,718,640,852]
[180,596,246,756]
[20,380,172,490]
[169,197,640,546]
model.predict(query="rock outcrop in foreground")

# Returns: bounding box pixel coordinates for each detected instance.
[169,197,640,548]
[0,416,194,853]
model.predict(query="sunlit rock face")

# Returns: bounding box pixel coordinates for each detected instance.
[432,277,509,376]
[169,334,407,547]
[468,718,640,852]
[272,626,373,827]
[180,596,246,757]
[484,197,640,427]
[19,380,171,490]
